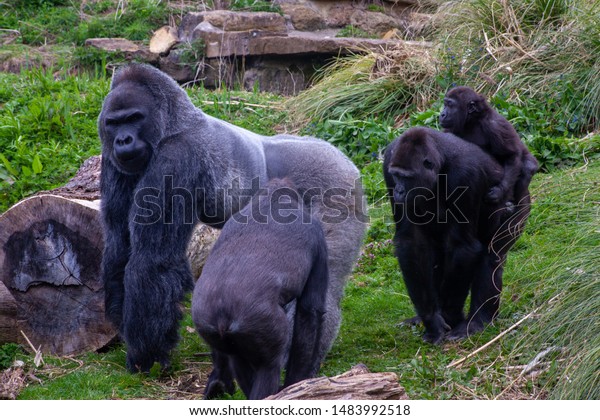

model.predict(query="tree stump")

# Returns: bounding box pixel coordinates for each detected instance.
[0,194,113,355]
[266,364,409,400]
[0,156,220,354]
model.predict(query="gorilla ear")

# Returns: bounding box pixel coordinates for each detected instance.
[467,100,481,114]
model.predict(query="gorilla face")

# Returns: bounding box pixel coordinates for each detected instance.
[439,86,484,133]
[387,132,440,205]
[100,83,158,175]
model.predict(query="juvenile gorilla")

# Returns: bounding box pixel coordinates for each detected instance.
[440,86,538,208]
[192,178,328,400]
[383,127,508,343]
[98,64,366,372]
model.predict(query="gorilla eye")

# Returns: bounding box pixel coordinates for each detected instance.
[423,159,434,170]
[105,111,144,126]
[123,112,144,123]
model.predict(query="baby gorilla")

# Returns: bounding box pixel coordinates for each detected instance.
[192,178,329,400]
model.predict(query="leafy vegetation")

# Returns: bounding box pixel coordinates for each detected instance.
[230,0,282,14]
[336,25,377,39]
[1,0,171,46]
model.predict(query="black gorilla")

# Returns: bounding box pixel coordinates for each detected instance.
[98,64,366,372]
[383,127,522,344]
[192,178,328,400]
[440,86,538,208]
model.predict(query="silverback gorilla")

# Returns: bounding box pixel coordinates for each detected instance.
[192,178,328,400]
[440,86,538,209]
[98,64,366,372]
[383,127,528,344]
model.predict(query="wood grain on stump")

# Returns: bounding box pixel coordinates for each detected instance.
[0,194,116,355]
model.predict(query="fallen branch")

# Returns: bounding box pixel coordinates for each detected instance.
[522,346,563,375]
[20,330,44,368]
[447,310,537,369]
[266,364,408,400]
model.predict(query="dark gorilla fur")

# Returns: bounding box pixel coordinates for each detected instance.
[440,86,538,208]
[98,64,366,372]
[383,127,528,344]
[192,178,329,400]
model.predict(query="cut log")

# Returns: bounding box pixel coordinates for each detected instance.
[267,364,409,400]
[0,280,17,344]
[0,194,113,355]
[0,156,220,354]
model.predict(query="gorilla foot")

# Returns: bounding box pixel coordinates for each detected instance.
[421,313,450,344]
[399,315,422,327]
[126,353,170,374]
[204,378,236,399]
[446,319,485,341]
[422,331,445,345]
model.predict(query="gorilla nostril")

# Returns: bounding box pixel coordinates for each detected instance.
[115,135,133,146]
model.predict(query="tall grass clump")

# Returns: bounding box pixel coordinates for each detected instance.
[508,164,600,399]
[285,44,438,128]
[436,0,600,134]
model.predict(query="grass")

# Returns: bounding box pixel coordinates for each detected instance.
[0,68,286,212]
[1,0,171,46]
[5,158,597,400]
[284,44,438,129]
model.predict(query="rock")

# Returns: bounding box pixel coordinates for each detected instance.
[179,11,287,41]
[158,51,196,83]
[350,11,400,36]
[84,38,159,64]
[149,26,179,55]
[279,4,327,31]
[242,56,320,95]
[323,4,355,28]
[84,38,139,52]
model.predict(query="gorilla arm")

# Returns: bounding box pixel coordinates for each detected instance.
[120,140,199,372]
[481,115,524,203]
[99,157,139,328]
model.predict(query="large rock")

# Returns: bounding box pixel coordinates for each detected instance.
[84,38,139,52]
[191,26,401,58]
[350,11,400,36]
[279,3,327,31]
[179,10,287,41]
[84,38,159,64]
[149,26,179,55]
[324,4,355,28]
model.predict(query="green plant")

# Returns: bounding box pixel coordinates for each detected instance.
[0,343,23,370]
[1,0,171,46]
[0,69,108,210]
[507,164,600,399]
[336,25,377,39]
[176,38,206,72]
[366,4,385,13]
[229,0,282,13]
[304,116,398,166]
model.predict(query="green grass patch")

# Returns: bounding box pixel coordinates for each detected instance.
[1,0,171,46]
